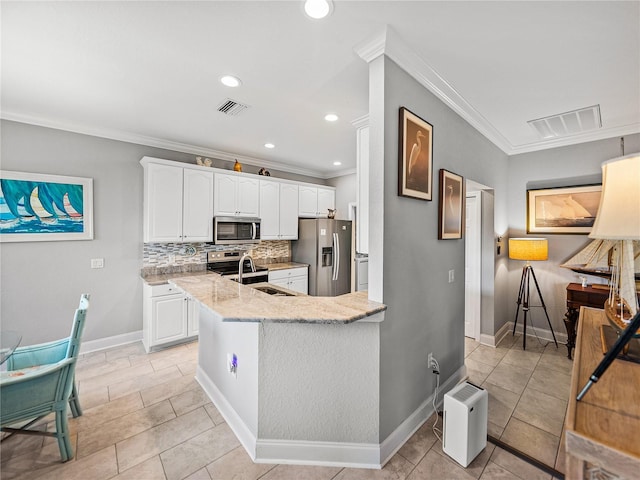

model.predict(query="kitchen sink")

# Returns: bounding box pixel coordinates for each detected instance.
[252,285,295,296]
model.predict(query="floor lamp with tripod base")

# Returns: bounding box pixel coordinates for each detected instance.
[509,238,558,350]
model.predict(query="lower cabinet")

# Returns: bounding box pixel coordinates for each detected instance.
[268,267,308,295]
[142,283,199,352]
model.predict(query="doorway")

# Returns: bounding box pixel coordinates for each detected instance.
[465,191,481,340]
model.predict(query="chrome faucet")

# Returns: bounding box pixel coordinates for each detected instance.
[238,253,255,283]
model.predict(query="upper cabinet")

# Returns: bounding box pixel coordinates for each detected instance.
[142,161,213,243]
[214,173,259,217]
[299,185,335,218]
[260,180,299,240]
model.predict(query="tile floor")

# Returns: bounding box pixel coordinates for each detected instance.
[1,334,571,480]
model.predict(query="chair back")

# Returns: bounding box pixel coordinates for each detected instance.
[65,294,90,360]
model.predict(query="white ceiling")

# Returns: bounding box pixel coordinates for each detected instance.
[2,1,639,178]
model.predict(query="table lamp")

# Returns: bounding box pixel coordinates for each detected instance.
[509,237,558,350]
[577,153,640,400]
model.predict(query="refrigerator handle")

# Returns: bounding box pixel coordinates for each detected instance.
[333,232,340,281]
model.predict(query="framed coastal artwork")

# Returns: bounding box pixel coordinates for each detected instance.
[0,171,94,242]
[398,107,433,201]
[438,169,464,240]
[527,184,602,234]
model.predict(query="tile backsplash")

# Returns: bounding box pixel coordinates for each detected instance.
[142,240,291,273]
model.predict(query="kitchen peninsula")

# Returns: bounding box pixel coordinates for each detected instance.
[169,274,386,468]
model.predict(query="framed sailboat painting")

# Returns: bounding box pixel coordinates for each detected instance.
[527,184,601,234]
[0,171,94,242]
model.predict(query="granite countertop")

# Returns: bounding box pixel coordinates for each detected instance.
[168,274,386,324]
[258,262,309,271]
[141,269,218,286]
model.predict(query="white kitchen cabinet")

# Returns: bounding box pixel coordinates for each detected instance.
[142,283,199,352]
[298,186,335,218]
[214,173,260,217]
[260,180,299,240]
[143,162,213,243]
[268,267,308,294]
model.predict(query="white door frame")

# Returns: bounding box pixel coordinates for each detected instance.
[465,191,482,341]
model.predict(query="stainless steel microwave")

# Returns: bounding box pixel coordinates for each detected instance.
[213,217,261,245]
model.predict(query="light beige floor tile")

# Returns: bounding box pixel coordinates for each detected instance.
[497,334,520,349]
[465,337,480,357]
[170,386,212,416]
[72,391,144,433]
[129,344,189,367]
[500,418,559,468]
[509,336,547,353]
[204,403,226,426]
[527,365,571,402]
[432,439,495,479]
[258,464,343,480]
[500,349,541,372]
[116,407,213,472]
[334,453,414,480]
[555,429,566,474]
[537,351,573,375]
[75,357,131,381]
[0,425,46,461]
[467,346,509,368]
[78,350,106,365]
[140,371,199,407]
[185,467,212,480]
[113,455,167,480]
[178,359,198,376]
[484,363,532,395]
[490,447,552,480]
[77,399,176,458]
[487,421,505,439]
[79,362,155,392]
[478,461,520,479]
[151,346,198,371]
[512,387,567,437]
[160,423,240,480]
[77,384,110,410]
[397,418,439,465]
[104,342,148,363]
[406,450,475,480]
[481,383,521,429]
[206,446,275,480]
[465,357,495,385]
[109,365,183,401]
[35,445,118,480]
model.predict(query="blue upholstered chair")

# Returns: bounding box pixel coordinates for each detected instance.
[0,294,90,462]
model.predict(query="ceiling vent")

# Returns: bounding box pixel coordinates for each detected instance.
[216,98,250,116]
[528,104,602,139]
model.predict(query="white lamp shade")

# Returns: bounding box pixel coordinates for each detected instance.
[509,238,548,261]
[589,154,640,240]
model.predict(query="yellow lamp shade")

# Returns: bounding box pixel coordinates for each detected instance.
[589,153,640,240]
[509,238,548,261]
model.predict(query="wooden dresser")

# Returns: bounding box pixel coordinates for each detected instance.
[565,284,609,359]
[565,307,640,479]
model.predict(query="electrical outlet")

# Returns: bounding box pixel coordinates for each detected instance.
[227,353,238,377]
[90,258,104,269]
[448,269,455,283]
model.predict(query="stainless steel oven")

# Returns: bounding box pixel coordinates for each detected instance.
[213,217,261,245]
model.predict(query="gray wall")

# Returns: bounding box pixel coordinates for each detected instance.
[326,172,356,221]
[505,134,640,339]
[0,120,325,345]
[376,57,509,440]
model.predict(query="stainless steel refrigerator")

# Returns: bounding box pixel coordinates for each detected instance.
[291,219,352,296]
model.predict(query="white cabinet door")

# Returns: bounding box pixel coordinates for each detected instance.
[260,180,280,240]
[269,278,289,289]
[145,164,183,242]
[279,183,299,239]
[187,297,199,337]
[288,275,308,294]
[237,177,260,217]
[151,294,188,345]
[214,173,238,216]
[317,187,335,218]
[298,186,318,217]
[183,169,214,242]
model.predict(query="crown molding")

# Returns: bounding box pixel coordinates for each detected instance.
[0,110,328,179]
[325,167,357,179]
[351,114,369,129]
[354,25,640,156]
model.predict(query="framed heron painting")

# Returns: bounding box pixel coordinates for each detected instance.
[438,169,464,240]
[0,171,94,242]
[399,107,433,201]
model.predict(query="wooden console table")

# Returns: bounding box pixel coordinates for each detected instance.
[565,284,609,359]
[565,307,640,479]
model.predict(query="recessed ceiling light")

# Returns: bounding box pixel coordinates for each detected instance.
[264,143,275,149]
[220,75,242,88]
[324,113,339,122]
[304,0,333,19]
[333,161,342,166]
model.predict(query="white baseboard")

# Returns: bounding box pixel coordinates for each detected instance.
[80,330,142,354]
[480,322,511,347]
[379,364,467,466]
[195,366,258,459]
[509,321,567,345]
